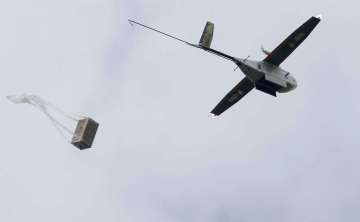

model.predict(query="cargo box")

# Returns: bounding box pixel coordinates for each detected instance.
[71,118,99,150]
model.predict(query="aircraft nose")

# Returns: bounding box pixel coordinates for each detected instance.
[291,77,297,89]
[292,81,297,90]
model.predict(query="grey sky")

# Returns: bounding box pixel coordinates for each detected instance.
[1,0,360,221]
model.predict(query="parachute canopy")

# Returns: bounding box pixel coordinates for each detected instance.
[7,94,99,150]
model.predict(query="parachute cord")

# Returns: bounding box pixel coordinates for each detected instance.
[30,96,83,141]
[48,116,72,142]
[41,110,74,136]
[7,94,82,142]
[42,100,81,122]
[26,95,80,122]
[48,104,80,121]
[33,102,79,142]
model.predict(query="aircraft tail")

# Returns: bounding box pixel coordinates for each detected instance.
[128,19,236,62]
[199,22,214,48]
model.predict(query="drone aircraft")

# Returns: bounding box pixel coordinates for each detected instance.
[129,15,321,116]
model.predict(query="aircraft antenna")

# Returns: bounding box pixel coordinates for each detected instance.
[128,19,195,47]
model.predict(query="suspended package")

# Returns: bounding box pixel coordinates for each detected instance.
[7,94,99,150]
[72,118,99,150]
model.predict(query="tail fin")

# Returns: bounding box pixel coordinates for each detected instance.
[199,22,214,48]
[128,19,235,62]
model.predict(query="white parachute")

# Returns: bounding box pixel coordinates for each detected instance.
[7,94,99,150]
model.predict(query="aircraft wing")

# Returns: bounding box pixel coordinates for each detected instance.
[263,15,322,66]
[211,77,254,116]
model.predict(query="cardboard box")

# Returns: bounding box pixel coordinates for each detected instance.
[71,118,99,150]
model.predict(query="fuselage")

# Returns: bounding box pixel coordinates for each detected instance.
[235,58,297,96]
[128,15,321,116]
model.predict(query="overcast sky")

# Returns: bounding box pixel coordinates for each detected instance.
[1,0,360,221]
